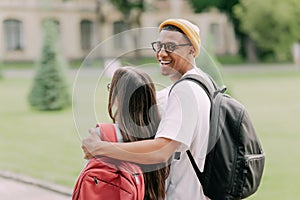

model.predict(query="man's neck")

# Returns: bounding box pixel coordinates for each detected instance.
[169,58,196,82]
[169,73,182,82]
[169,67,196,83]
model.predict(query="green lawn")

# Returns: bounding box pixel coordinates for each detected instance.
[0,66,300,199]
[0,77,84,186]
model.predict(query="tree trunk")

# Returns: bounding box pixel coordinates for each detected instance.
[245,36,258,63]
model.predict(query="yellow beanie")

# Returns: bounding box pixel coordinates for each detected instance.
[159,19,201,57]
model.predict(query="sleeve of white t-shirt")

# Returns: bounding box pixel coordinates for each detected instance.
[156,86,171,119]
[155,81,204,152]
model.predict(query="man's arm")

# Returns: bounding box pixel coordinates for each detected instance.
[82,128,180,164]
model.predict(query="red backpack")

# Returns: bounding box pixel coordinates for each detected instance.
[72,123,145,200]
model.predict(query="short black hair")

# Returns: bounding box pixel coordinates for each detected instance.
[161,25,190,43]
[161,25,184,34]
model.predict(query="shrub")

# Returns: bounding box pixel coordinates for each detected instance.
[28,20,70,111]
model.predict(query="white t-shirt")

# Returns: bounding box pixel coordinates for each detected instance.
[156,68,211,200]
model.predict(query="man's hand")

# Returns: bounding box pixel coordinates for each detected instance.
[81,128,101,159]
[81,128,180,164]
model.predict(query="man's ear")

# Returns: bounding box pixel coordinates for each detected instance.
[189,47,195,56]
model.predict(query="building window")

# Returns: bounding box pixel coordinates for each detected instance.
[113,21,129,49]
[80,20,94,50]
[3,19,24,51]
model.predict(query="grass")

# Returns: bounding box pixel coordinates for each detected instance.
[217,54,245,65]
[0,66,300,199]
[0,59,85,69]
[0,77,84,186]
[0,61,35,69]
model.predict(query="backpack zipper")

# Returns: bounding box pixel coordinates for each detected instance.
[132,173,140,185]
[93,177,99,185]
[228,109,245,194]
[244,154,265,167]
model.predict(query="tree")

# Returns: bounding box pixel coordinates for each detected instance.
[28,19,70,111]
[108,0,145,58]
[188,0,257,61]
[189,0,239,17]
[234,0,300,61]
[109,0,144,25]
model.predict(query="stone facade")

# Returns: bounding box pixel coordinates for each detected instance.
[0,0,237,62]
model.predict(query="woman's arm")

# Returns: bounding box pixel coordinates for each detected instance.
[82,128,180,164]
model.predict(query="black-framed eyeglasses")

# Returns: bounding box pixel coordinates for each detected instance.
[151,41,191,53]
[107,83,111,91]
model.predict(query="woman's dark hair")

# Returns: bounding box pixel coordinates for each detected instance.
[108,67,169,200]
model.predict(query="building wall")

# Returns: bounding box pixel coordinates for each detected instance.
[0,0,97,62]
[0,0,238,62]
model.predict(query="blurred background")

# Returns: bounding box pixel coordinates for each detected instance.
[0,0,300,199]
[1,0,299,64]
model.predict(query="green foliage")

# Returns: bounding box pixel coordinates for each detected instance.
[28,19,70,111]
[188,0,215,12]
[188,0,251,59]
[110,0,144,16]
[189,0,239,17]
[234,0,300,61]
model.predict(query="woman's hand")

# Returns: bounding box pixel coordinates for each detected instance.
[81,128,101,159]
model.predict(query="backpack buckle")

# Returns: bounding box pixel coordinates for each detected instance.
[213,85,227,98]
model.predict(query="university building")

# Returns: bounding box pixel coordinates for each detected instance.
[0,0,238,62]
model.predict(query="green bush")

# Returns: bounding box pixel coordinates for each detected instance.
[28,19,70,111]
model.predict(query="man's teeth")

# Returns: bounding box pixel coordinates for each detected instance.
[161,60,171,65]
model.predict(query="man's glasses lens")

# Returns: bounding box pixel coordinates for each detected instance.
[151,42,190,53]
[165,43,176,52]
[152,42,176,53]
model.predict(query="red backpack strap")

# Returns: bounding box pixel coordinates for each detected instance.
[96,123,119,142]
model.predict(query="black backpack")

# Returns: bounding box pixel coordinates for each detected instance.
[171,74,265,200]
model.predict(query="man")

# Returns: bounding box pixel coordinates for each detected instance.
[82,19,211,200]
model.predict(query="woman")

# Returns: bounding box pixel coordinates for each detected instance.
[106,67,169,200]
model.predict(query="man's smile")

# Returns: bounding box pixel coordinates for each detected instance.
[159,60,172,67]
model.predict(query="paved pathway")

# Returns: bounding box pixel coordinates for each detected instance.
[0,172,72,200]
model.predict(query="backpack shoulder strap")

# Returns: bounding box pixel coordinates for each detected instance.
[96,123,123,142]
[168,73,218,101]
[168,73,227,187]
[172,74,214,186]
